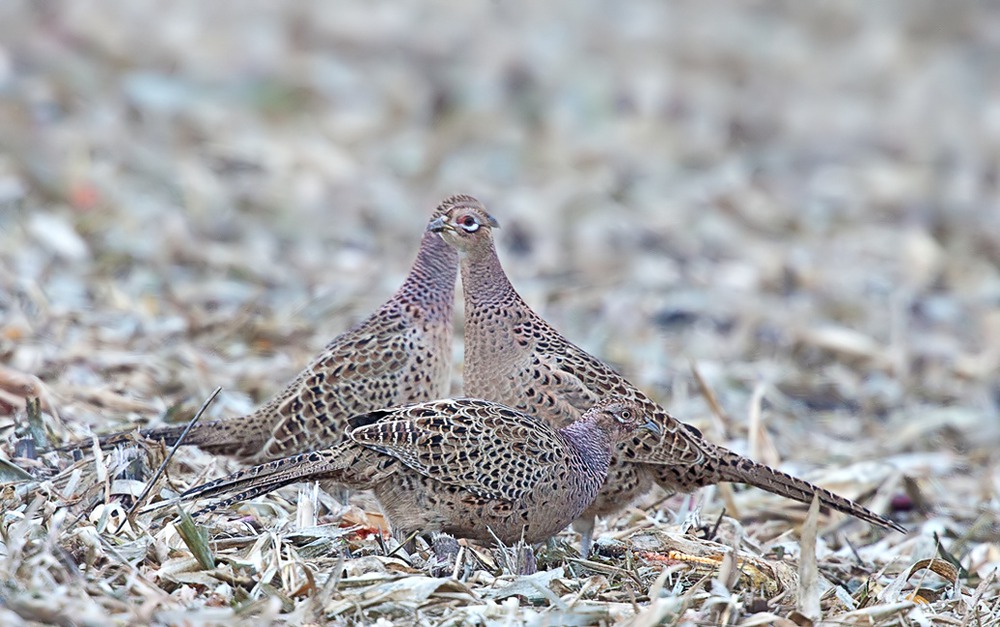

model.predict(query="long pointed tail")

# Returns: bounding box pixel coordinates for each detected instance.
[54,423,184,453]
[658,444,906,533]
[163,442,369,517]
[56,416,271,459]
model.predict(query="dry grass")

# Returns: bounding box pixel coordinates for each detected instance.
[1,1,999,624]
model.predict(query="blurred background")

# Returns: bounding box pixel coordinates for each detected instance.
[0,1,998,524]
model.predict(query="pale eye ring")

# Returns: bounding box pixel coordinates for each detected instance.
[619,410,631,422]
[459,215,480,232]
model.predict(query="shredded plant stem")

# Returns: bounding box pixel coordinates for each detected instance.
[0,1,996,624]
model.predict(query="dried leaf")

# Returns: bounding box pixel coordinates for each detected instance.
[174,508,216,570]
[0,458,34,482]
[796,495,821,621]
[483,567,566,601]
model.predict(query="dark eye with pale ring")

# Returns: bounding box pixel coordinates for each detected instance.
[619,410,631,421]
[459,215,480,232]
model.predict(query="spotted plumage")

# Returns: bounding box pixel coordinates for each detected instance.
[81,198,461,463]
[173,396,657,545]
[428,196,906,554]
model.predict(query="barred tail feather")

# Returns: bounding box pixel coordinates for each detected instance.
[58,416,275,458]
[713,449,905,533]
[55,423,190,453]
[183,445,354,501]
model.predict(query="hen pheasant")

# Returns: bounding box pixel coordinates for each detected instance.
[84,198,461,463]
[428,196,905,554]
[171,397,657,546]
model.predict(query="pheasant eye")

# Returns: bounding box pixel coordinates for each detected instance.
[618,410,631,422]
[459,215,480,232]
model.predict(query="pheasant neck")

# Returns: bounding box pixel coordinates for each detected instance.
[399,232,459,316]
[461,240,522,308]
[560,419,614,476]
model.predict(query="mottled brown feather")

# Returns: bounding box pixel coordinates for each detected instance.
[428,196,905,553]
[72,197,468,463]
[173,397,653,545]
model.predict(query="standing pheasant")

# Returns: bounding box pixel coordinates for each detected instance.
[428,196,905,554]
[172,397,658,546]
[86,198,462,463]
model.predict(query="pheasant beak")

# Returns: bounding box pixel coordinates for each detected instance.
[427,217,455,234]
[641,420,661,436]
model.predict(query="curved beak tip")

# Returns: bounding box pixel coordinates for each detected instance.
[426,217,446,233]
[642,420,661,436]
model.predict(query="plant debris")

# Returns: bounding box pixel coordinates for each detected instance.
[1,1,998,624]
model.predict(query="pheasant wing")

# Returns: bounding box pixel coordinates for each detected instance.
[255,317,423,457]
[350,399,566,502]
[535,334,707,467]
